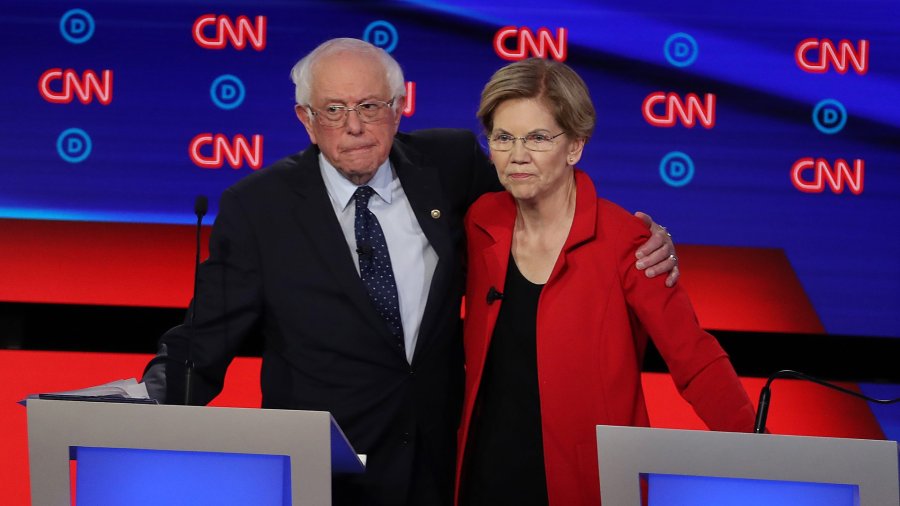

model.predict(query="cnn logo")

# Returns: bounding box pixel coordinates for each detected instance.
[493,26,567,62]
[193,14,267,51]
[642,92,716,129]
[39,68,113,105]
[795,38,868,75]
[190,134,263,170]
[791,158,864,195]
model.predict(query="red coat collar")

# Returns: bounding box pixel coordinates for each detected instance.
[470,169,599,284]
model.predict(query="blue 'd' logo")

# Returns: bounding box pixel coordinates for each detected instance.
[664,32,698,68]
[812,99,847,135]
[60,9,95,44]
[659,151,695,187]
[210,75,246,110]
[363,20,398,53]
[57,128,92,163]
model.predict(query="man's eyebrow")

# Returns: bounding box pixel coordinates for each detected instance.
[317,95,382,104]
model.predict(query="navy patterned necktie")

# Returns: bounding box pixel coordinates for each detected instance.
[353,186,404,348]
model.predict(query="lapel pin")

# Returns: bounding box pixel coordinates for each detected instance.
[430,209,441,219]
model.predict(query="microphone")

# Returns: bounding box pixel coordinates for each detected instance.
[185,195,208,405]
[486,286,504,304]
[194,194,208,218]
[357,244,373,257]
[753,369,900,433]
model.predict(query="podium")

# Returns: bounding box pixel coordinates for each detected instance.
[596,425,899,506]
[26,399,364,506]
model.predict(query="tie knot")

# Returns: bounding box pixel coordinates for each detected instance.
[353,185,376,208]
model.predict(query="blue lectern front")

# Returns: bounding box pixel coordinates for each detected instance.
[26,399,364,506]
[596,425,899,506]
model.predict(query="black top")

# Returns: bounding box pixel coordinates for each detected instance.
[461,255,548,506]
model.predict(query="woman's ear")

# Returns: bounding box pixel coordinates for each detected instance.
[567,137,586,166]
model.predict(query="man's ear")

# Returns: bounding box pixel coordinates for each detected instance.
[295,105,317,145]
[391,96,405,132]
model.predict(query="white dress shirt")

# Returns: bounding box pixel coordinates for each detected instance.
[319,154,437,363]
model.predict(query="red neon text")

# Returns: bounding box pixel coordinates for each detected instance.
[190,134,263,170]
[38,69,113,105]
[791,158,864,195]
[795,38,868,75]
[493,26,567,62]
[192,14,267,51]
[402,81,415,117]
[642,92,716,129]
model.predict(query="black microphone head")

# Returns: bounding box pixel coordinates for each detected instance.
[194,195,208,217]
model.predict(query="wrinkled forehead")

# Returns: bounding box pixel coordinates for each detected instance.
[309,51,391,104]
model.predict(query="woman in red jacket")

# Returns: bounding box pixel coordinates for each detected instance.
[455,58,756,506]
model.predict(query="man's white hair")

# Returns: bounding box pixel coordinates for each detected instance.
[290,38,406,107]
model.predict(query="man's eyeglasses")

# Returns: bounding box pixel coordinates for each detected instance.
[488,132,566,152]
[307,99,396,128]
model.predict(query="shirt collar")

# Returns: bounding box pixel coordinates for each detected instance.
[319,153,394,211]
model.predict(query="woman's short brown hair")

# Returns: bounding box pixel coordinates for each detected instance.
[478,58,596,140]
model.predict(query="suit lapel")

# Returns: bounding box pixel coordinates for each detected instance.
[390,138,454,364]
[392,138,452,262]
[471,193,516,358]
[276,146,401,351]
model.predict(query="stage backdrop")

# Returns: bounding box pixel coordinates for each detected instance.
[1,0,898,338]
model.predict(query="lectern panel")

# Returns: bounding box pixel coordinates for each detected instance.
[645,473,858,506]
[75,447,290,506]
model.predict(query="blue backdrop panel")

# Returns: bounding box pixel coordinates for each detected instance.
[1,0,898,337]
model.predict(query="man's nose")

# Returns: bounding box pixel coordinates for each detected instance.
[344,108,364,134]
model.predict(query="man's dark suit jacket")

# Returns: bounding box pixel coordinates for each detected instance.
[158,129,498,505]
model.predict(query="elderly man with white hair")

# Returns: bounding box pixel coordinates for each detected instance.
[143,38,677,505]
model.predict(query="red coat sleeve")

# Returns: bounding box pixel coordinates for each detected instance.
[613,209,756,432]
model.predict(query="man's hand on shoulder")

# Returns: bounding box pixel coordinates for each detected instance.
[634,211,679,288]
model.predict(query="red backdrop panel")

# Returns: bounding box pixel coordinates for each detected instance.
[0,219,209,308]
[0,220,822,334]
[677,244,824,334]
